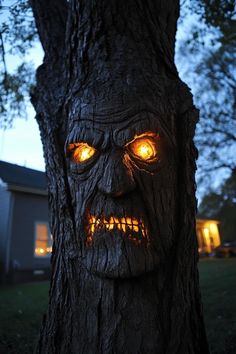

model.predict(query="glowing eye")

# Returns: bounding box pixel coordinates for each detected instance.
[129,136,158,161]
[68,143,96,163]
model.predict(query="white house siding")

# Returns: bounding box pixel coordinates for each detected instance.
[10,191,50,271]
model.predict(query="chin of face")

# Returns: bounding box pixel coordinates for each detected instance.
[81,226,162,279]
[72,191,174,279]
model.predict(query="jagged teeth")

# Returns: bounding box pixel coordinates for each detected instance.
[88,216,147,237]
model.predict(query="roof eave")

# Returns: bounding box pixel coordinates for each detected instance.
[7,183,47,196]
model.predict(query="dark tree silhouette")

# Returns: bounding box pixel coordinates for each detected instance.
[176,0,236,187]
[30,1,209,352]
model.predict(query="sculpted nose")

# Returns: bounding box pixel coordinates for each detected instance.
[97,151,136,197]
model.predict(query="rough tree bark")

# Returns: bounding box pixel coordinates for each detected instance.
[30,1,209,353]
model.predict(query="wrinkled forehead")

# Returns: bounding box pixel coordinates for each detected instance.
[67,109,175,147]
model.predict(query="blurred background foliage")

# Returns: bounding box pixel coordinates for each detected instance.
[0,0,37,128]
[177,0,236,186]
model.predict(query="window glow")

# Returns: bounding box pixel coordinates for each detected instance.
[34,223,52,257]
[68,142,96,163]
[197,220,221,254]
[209,223,218,234]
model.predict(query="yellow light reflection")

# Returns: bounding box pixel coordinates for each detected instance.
[203,227,210,238]
[209,223,218,234]
[35,246,52,256]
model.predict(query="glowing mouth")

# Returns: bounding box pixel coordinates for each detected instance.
[86,216,148,244]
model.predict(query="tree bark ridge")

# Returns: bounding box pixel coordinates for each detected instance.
[30,1,209,353]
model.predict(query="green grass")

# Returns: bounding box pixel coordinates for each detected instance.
[0,259,235,353]
[199,258,236,354]
[0,282,49,354]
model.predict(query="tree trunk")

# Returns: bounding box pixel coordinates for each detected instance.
[30,1,209,353]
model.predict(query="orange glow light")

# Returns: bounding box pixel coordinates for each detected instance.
[128,135,158,161]
[68,142,96,163]
[87,215,148,245]
[35,246,52,256]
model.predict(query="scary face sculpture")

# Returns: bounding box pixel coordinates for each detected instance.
[66,109,177,278]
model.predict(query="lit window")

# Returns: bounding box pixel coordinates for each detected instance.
[34,223,52,257]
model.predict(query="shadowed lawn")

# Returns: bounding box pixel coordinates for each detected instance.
[0,281,49,354]
[199,258,236,354]
[0,258,235,353]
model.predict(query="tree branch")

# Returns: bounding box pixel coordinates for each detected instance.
[29,0,68,59]
[0,31,8,84]
[198,162,236,174]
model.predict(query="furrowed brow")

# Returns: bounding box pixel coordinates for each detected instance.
[66,127,104,149]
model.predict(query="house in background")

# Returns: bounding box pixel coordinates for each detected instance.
[0,160,51,283]
[196,219,221,255]
[0,161,222,283]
